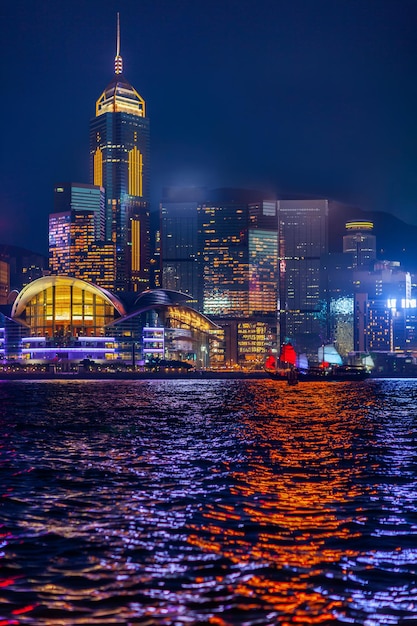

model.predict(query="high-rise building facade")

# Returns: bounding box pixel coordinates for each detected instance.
[49,211,73,275]
[197,191,278,368]
[353,261,412,353]
[54,183,105,241]
[49,183,116,289]
[198,198,249,316]
[89,15,150,293]
[49,209,116,290]
[247,201,279,317]
[343,220,376,268]
[277,199,328,357]
[160,187,205,308]
[198,195,278,317]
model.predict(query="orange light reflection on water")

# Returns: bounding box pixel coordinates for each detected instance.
[188,381,375,622]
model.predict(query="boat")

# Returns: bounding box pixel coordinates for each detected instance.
[265,343,370,382]
[297,363,370,381]
[265,343,299,383]
[317,344,343,366]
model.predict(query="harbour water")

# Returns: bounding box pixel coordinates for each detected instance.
[0,378,416,625]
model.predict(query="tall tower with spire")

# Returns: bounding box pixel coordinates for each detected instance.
[90,13,150,292]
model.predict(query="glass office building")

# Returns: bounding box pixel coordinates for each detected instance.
[160,187,205,308]
[198,195,278,367]
[277,199,328,357]
[198,200,249,316]
[198,198,278,318]
[248,201,279,316]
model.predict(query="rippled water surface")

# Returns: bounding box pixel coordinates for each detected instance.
[1,378,417,625]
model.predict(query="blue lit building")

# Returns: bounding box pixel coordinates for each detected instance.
[160,187,206,308]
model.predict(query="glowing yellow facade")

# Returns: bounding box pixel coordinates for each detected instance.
[75,242,116,290]
[11,276,125,339]
[95,78,146,118]
[131,219,141,272]
[93,148,103,187]
[49,209,116,290]
[128,147,143,196]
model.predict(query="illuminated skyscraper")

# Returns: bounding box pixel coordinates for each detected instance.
[247,201,279,317]
[49,211,73,275]
[198,198,249,316]
[49,184,116,289]
[277,199,328,357]
[197,191,278,368]
[343,220,376,268]
[198,193,278,317]
[90,14,150,293]
[53,183,105,241]
[49,208,116,290]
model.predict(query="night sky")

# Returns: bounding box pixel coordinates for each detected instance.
[2,0,417,255]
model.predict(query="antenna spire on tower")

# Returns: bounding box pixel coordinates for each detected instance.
[114,12,123,74]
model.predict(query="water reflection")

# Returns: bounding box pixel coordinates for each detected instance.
[185,382,367,622]
[187,380,417,624]
[0,379,416,624]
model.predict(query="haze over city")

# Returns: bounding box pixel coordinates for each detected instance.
[1,0,417,254]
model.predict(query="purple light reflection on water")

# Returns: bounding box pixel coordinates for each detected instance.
[0,378,416,624]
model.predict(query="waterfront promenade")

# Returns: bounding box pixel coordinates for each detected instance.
[0,368,269,381]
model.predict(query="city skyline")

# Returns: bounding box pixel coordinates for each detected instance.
[2,0,417,254]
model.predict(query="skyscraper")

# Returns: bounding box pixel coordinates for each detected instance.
[343,220,376,269]
[89,14,150,293]
[198,192,278,317]
[277,199,328,357]
[160,187,205,308]
[198,196,250,316]
[53,183,105,241]
[49,184,115,289]
[197,190,278,368]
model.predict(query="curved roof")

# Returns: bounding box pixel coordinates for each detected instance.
[108,290,219,332]
[162,305,220,332]
[96,75,146,117]
[11,275,126,320]
[134,289,192,309]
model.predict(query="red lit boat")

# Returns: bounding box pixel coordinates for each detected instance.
[265,343,369,382]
